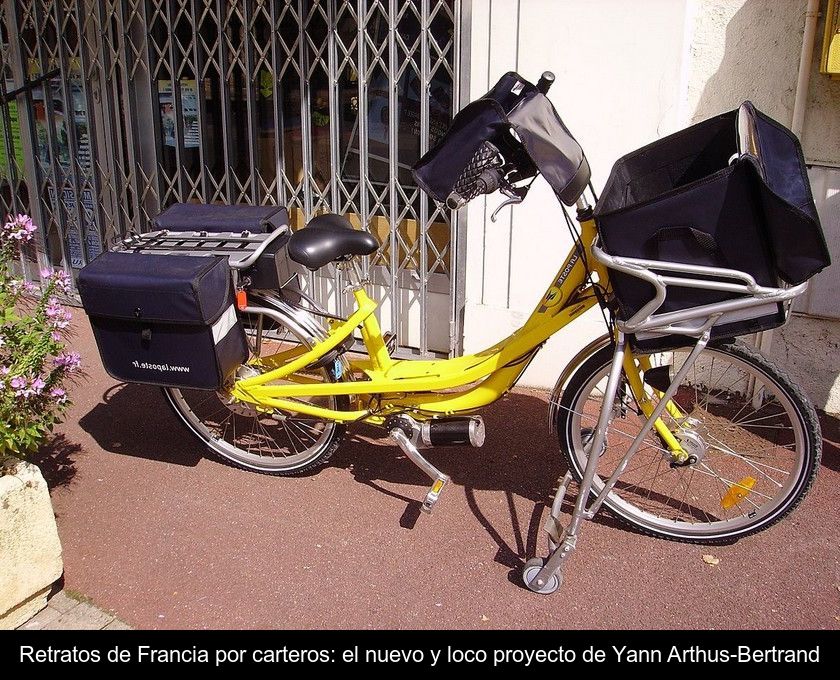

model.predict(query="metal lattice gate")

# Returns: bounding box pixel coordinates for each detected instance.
[0,0,463,356]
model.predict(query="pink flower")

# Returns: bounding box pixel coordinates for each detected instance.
[10,375,27,397]
[0,366,9,376]
[54,270,71,293]
[50,314,72,330]
[53,351,81,371]
[45,296,63,318]
[46,300,72,330]
[49,387,67,404]
[3,214,37,242]
[30,376,46,395]
[51,331,62,342]
[38,267,72,294]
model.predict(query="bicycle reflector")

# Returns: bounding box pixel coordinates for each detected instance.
[236,289,248,311]
[721,476,757,509]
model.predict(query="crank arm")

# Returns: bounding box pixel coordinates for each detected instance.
[389,426,451,513]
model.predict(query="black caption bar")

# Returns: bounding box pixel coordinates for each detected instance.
[3,630,838,671]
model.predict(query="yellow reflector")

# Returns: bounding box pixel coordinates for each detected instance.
[721,476,757,509]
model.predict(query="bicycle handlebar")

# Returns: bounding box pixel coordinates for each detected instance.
[537,71,555,95]
[446,141,504,209]
[446,166,504,210]
[445,72,553,210]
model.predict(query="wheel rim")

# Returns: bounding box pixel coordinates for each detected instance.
[166,312,340,473]
[565,346,808,538]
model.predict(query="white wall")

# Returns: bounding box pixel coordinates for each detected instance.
[462,0,690,387]
[461,0,840,412]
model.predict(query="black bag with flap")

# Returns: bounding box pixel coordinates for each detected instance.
[413,71,591,207]
[593,101,830,350]
[152,202,289,234]
[78,251,248,389]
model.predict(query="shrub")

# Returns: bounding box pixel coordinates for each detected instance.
[0,214,79,459]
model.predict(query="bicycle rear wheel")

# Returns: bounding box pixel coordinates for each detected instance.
[163,305,347,476]
[555,340,821,542]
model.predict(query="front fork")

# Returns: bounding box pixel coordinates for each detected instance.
[524,330,710,594]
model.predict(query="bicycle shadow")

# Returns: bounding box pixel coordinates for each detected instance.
[77,382,626,581]
[818,411,840,474]
[77,383,204,467]
[331,390,627,575]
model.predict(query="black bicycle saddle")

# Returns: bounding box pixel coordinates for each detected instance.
[287,214,379,270]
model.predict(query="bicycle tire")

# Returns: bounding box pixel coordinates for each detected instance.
[555,339,821,542]
[163,307,347,476]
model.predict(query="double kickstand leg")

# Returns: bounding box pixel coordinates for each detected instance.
[523,330,710,595]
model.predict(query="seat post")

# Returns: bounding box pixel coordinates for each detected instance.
[338,258,367,291]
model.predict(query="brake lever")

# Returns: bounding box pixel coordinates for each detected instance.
[490,185,528,222]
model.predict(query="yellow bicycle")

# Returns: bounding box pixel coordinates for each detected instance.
[159,72,823,594]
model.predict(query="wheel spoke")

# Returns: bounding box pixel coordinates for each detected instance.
[164,313,342,473]
[559,343,812,539]
[706,435,790,482]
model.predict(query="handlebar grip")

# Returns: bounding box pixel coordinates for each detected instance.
[446,192,467,210]
[446,166,503,210]
[475,167,502,195]
[537,71,555,95]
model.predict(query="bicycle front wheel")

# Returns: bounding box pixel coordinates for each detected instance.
[555,340,821,542]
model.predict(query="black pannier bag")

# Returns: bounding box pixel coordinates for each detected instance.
[413,71,591,207]
[593,101,830,351]
[153,202,289,234]
[78,252,248,389]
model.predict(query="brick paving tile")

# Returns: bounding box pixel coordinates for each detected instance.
[103,619,133,631]
[18,591,133,631]
[16,605,62,630]
[45,591,79,614]
[48,602,115,631]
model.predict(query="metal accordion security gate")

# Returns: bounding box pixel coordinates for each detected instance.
[0,0,463,357]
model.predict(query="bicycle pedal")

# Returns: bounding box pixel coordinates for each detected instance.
[421,474,449,513]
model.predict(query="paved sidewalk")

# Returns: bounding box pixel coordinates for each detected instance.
[17,592,132,631]
[35,315,840,629]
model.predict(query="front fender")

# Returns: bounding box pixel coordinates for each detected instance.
[547,334,612,433]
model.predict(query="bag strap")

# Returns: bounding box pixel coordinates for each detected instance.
[652,225,718,252]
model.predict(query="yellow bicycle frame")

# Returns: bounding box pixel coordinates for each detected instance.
[230,215,686,455]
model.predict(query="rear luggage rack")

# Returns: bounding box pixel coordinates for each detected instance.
[121,228,286,270]
[119,227,299,291]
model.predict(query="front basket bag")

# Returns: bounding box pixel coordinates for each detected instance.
[594,101,830,350]
[79,252,248,389]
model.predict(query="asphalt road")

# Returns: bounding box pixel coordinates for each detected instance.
[41,316,840,629]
